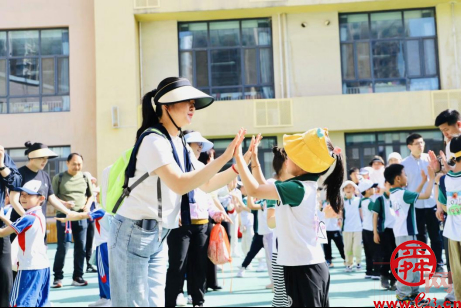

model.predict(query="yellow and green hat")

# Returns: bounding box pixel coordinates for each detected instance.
[283,128,336,173]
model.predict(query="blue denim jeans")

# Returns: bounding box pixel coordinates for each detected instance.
[109,214,170,307]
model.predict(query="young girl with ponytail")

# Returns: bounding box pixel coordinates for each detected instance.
[109,77,253,307]
[235,128,345,307]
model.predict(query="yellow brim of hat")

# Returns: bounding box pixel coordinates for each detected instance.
[28,149,59,159]
[283,128,335,174]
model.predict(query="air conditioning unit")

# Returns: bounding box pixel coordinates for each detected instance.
[432,90,461,119]
[254,99,293,128]
[134,0,160,9]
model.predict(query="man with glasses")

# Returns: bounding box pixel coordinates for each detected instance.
[401,134,444,273]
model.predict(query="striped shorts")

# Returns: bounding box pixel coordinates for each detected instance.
[272,252,290,307]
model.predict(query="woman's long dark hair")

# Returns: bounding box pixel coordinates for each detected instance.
[136,77,182,141]
[306,138,345,214]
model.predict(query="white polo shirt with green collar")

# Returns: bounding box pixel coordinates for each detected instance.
[268,174,326,267]
[438,171,461,242]
[389,187,419,238]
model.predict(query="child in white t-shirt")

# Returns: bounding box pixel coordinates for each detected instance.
[437,136,461,302]
[0,181,49,307]
[236,128,344,307]
[358,180,380,280]
[385,163,435,304]
[341,181,363,272]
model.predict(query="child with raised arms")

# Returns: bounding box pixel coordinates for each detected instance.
[235,128,344,307]
[0,180,49,307]
[385,163,435,305]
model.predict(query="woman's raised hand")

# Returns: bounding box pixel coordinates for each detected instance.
[243,135,256,165]
[252,134,263,160]
[223,128,246,161]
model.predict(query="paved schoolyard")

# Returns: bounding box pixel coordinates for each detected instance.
[46,243,451,307]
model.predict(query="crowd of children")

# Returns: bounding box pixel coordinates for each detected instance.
[1,107,461,308]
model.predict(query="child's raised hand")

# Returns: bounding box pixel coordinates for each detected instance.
[243,135,256,164]
[420,170,428,183]
[427,166,436,180]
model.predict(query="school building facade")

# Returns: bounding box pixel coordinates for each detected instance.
[95,0,461,178]
[1,0,461,192]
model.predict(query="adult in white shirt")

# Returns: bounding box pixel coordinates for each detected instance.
[369,156,386,190]
[434,109,461,303]
[401,133,444,271]
[109,77,253,307]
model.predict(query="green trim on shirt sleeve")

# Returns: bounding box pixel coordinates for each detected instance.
[266,200,277,209]
[274,181,305,207]
[438,186,447,205]
[403,190,419,205]
[371,197,382,214]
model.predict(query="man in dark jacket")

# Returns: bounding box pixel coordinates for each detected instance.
[0,146,22,307]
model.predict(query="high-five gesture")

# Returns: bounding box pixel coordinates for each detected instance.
[243,135,256,165]
[223,128,246,161]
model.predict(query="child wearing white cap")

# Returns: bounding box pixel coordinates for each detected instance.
[0,181,50,307]
[358,179,380,280]
[341,181,363,272]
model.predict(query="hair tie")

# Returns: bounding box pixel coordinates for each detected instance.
[333,147,342,156]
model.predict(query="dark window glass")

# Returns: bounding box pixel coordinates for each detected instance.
[179,19,274,101]
[340,9,439,94]
[372,41,405,79]
[9,58,40,96]
[179,23,208,49]
[0,32,6,57]
[210,21,240,47]
[9,31,39,57]
[339,14,369,41]
[0,59,6,96]
[345,130,443,169]
[1,28,70,113]
[371,12,403,39]
[211,49,241,87]
[41,29,69,56]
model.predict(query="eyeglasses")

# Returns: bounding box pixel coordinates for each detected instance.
[197,142,204,148]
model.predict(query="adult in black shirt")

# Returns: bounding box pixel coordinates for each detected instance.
[0,147,22,308]
[9,142,80,241]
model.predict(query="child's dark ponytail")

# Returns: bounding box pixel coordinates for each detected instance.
[323,140,345,214]
[272,146,287,177]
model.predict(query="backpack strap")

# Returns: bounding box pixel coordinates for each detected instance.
[57,173,64,196]
[112,127,167,214]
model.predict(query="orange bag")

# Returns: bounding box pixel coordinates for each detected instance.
[208,223,232,265]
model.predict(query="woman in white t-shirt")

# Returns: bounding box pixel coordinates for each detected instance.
[235,128,345,307]
[109,77,253,307]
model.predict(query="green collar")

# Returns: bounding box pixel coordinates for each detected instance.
[383,192,390,199]
[288,174,320,182]
[448,170,461,176]
[390,187,404,193]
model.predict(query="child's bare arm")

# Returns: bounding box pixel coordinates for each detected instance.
[419,167,436,200]
[55,212,89,223]
[247,197,262,211]
[415,170,428,194]
[267,208,276,229]
[0,226,14,238]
